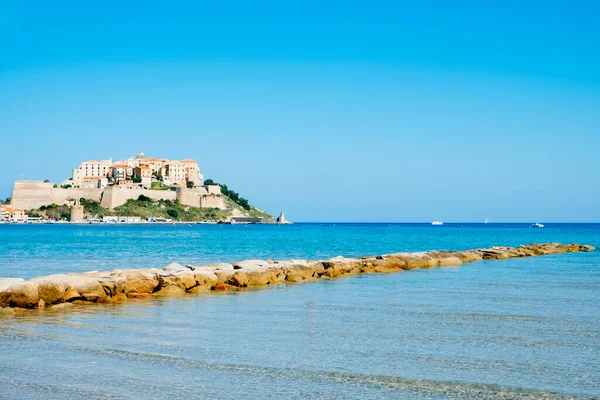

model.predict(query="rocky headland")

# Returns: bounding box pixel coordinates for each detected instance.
[0,242,595,313]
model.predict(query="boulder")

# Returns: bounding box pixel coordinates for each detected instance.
[193,271,219,288]
[284,264,317,283]
[214,270,234,284]
[158,272,197,291]
[163,262,189,272]
[232,260,270,270]
[0,282,39,308]
[118,270,160,294]
[228,272,249,287]
[35,279,68,305]
[187,262,234,271]
[95,275,126,297]
[394,253,438,269]
[154,285,186,296]
[428,252,463,266]
[56,275,107,302]
[0,278,25,292]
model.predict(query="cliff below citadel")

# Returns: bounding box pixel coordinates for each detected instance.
[0,243,595,312]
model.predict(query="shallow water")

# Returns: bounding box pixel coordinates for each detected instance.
[1,223,599,399]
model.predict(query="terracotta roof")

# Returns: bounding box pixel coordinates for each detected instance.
[181,159,196,163]
[112,164,128,168]
[143,158,161,162]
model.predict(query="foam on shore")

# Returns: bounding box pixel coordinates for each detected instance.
[0,243,595,311]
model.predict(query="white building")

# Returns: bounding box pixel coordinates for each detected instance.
[72,158,112,186]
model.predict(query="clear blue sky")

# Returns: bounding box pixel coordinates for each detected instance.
[1,1,599,222]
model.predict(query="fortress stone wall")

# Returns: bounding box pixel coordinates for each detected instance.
[11,181,102,210]
[99,186,177,209]
[199,194,226,209]
[11,181,226,211]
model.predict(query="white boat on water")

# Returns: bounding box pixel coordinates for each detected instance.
[531,222,544,228]
[431,221,443,226]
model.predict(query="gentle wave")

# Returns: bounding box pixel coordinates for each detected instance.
[68,346,591,399]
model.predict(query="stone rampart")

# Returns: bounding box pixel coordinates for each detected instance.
[199,194,226,209]
[100,186,176,209]
[11,181,101,210]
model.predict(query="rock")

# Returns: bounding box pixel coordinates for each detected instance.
[454,251,484,262]
[284,265,317,283]
[35,279,68,305]
[228,272,249,287]
[155,285,187,296]
[579,245,596,252]
[480,250,510,260]
[188,285,212,294]
[193,271,218,288]
[244,270,279,286]
[95,275,126,297]
[321,257,360,277]
[214,270,234,284]
[64,287,82,302]
[187,262,234,271]
[118,270,160,294]
[44,274,107,302]
[158,272,197,291]
[0,278,25,292]
[163,262,188,272]
[393,253,438,269]
[0,282,39,308]
[212,283,239,291]
[127,292,151,299]
[232,260,270,270]
[429,252,463,266]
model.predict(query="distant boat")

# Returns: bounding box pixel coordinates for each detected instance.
[484,217,489,224]
[531,222,544,228]
[431,221,443,226]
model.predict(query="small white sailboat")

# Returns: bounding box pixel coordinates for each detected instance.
[431,221,443,226]
[531,222,544,228]
[484,217,489,224]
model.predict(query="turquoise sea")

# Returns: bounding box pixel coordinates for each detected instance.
[0,223,599,399]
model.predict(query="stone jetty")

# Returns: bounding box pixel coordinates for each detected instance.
[0,243,595,312]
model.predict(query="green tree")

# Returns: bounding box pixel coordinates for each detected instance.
[204,179,215,186]
[166,209,178,219]
[186,180,194,189]
[138,195,152,202]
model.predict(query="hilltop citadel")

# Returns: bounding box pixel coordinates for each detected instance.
[3,151,286,224]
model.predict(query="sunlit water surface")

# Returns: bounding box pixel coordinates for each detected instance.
[1,223,599,399]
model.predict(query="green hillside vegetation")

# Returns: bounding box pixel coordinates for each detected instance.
[204,179,250,210]
[74,193,271,221]
[31,204,71,220]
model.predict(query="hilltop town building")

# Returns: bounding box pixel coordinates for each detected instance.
[10,152,225,211]
[72,158,112,186]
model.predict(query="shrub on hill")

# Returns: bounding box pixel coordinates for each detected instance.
[203,179,251,211]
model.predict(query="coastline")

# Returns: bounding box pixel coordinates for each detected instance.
[0,242,595,312]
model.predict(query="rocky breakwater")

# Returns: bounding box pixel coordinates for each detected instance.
[0,243,595,312]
